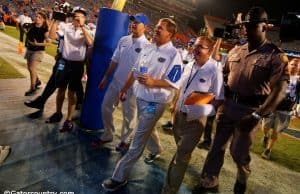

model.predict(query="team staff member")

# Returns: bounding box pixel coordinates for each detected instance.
[200,7,289,194]
[24,11,50,96]
[95,13,151,152]
[48,7,94,132]
[102,18,183,191]
[162,36,224,194]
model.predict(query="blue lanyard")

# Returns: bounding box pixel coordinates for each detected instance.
[184,63,198,94]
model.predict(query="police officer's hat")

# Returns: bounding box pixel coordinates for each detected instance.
[242,6,268,24]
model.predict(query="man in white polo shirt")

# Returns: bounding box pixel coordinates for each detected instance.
[93,13,151,152]
[48,7,94,132]
[162,36,224,194]
[102,18,183,191]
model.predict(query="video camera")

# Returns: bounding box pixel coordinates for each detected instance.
[213,23,242,40]
[52,2,73,21]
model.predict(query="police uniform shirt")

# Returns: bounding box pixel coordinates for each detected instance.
[133,41,183,103]
[225,41,289,96]
[112,34,150,84]
[177,58,224,113]
[57,23,94,61]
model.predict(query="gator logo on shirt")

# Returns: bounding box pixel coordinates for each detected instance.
[158,57,166,63]
[167,65,181,83]
[135,48,142,53]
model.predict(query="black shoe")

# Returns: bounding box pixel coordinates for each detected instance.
[24,96,44,109]
[197,141,211,150]
[162,121,173,130]
[234,181,246,194]
[35,79,42,89]
[102,178,128,192]
[262,135,269,148]
[59,120,73,133]
[46,112,63,123]
[144,153,161,164]
[27,109,43,119]
[261,149,271,160]
[25,88,37,96]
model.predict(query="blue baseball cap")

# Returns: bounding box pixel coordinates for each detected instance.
[130,13,149,25]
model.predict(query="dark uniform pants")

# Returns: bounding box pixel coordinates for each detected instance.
[162,112,207,194]
[201,99,258,184]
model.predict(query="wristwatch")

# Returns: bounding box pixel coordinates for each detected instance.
[251,112,262,120]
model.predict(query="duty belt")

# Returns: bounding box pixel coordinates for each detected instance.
[226,91,267,107]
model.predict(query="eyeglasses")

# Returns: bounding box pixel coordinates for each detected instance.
[193,44,210,50]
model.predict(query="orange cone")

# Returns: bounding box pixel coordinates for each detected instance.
[18,42,23,55]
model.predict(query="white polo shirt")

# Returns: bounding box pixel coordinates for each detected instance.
[57,23,94,61]
[112,34,150,84]
[133,41,183,103]
[177,58,224,113]
[17,14,32,26]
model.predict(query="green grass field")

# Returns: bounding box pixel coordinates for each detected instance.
[0,56,24,79]
[251,124,300,172]
[3,26,57,57]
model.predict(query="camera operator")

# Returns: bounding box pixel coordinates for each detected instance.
[16,9,32,43]
[48,7,94,132]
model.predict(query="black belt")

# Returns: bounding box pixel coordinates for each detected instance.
[63,58,85,65]
[226,91,267,107]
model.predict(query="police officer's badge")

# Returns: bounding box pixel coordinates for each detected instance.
[135,48,142,53]
[158,57,166,63]
[167,65,181,83]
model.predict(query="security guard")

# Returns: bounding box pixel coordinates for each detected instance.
[200,7,289,194]
[102,18,183,192]
[94,13,151,152]
[162,36,224,194]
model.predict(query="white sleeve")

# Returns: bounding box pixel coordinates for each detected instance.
[164,51,184,89]
[16,15,21,23]
[211,67,224,100]
[111,38,123,63]
[56,22,66,38]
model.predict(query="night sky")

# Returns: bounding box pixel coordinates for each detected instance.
[193,0,300,25]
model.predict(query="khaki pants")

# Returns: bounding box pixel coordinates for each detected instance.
[101,79,136,143]
[112,99,165,182]
[162,112,207,194]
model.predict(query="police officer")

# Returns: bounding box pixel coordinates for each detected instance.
[102,18,183,192]
[200,7,289,194]
[162,36,224,194]
[94,13,151,152]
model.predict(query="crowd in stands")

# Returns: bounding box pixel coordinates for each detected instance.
[0,0,195,46]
